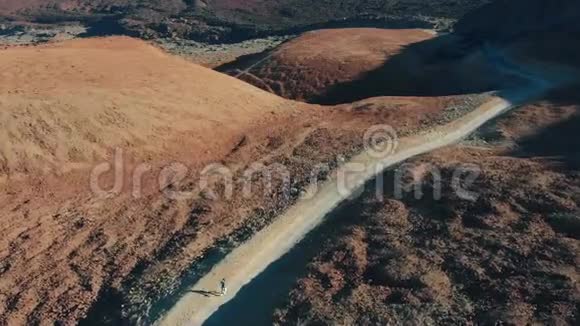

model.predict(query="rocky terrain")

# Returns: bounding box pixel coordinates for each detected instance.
[217,28,435,103]
[0,0,578,324]
[274,86,580,326]
[0,23,86,45]
[262,1,580,323]
[217,0,580,105]
[154,35,292,68]
[0,36,296,324]
[0,34,488,324]
[0,0,490,42]
[0,23,289,68]
[218,28,522,104]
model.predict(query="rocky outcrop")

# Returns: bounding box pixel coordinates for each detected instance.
[1,0,491,42]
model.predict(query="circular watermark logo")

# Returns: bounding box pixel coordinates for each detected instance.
[364,124,399,159]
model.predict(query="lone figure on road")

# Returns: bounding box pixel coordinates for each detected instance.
[219,278,227,296]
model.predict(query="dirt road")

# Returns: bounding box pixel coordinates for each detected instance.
[157,54,561,325]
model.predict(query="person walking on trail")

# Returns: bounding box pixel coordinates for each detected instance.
[219,278,227,296]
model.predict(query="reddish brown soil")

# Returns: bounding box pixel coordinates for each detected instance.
[0,36,463,324]
[0,35,294,325]
[219,28,518,104]
[218,28,435,103]
[274,88,580,325]
[0,36,294,178]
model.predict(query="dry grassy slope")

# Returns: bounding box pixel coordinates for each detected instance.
[0,36,303,325]
[0,36,461,325]
[218,28,435,103]
[0,36,289,177]
[219,28,513,104]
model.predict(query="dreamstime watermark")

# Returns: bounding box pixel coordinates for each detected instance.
[89,124,481,203]
[364,124,399,158]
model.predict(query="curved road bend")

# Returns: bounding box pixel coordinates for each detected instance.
[157,51,563,326]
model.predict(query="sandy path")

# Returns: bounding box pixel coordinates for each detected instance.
[157,95,526,326]
[157,50,562,325]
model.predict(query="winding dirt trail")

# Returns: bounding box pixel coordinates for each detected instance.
[157,53,561,326]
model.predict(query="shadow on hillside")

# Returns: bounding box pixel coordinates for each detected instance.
[79,15,130,37]
[218,33,529,105]
[203,190,373,326]
[215,51,270,73]
[313,34,526,104]
[510,87,580,169]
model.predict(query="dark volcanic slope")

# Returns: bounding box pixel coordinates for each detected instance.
[207,0,489,26]
[455,0,580,40]
[455,0,580,69]
[0,0,491,42]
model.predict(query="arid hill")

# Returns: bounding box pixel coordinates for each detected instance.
[0,36,465,324]
[0,36,291,177]
[218,28,518,104]
[2,0,577,324]
[0,36,296,324]
[218,0,580,106]
[269,0,580,324]
[217,28,435,103]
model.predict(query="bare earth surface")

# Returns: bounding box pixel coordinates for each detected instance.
[158,91,526,326]
[156,31,580,324]
[155,36,293,68]
[218,28,523,104]
[218,28,435,103]
[275,87,580,325]
[0,2,578,323]
[0,35,475,325]
[0,36,290,177]
[0,35,295,325]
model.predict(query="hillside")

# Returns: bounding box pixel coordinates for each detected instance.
[0,36,467,324]
[218,28,521,104]
[217,28,436,103]
[217,0,580,105]
[275,87,580,326]
[0,36,300,325]
[265,0,580,324]
[1,0,578,324]
[455,0,580,69]
[0,36,287,177]
[455,0,580,41]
